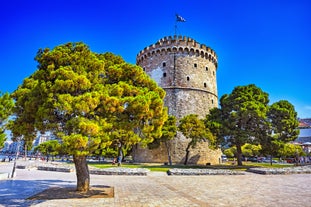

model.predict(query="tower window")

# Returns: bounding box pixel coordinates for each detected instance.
[194,63,197,68]
[163,72,167,77]
[206,66,208,71]
[213,71,215,76]
[204,83,207,88]
[187,76,190,81]
[143,67,145,71]
[162,62,166,67]
[212,99,214,104]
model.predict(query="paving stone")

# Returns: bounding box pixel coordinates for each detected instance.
[1,161,311,207]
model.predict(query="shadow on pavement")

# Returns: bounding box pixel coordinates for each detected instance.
[0,179,76,207]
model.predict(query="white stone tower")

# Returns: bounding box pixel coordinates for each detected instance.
[133,35,221,164]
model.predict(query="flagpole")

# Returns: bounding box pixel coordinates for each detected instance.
[174,13,177,36]
[174,14,186,36]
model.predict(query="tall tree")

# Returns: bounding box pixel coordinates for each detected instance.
[261,100,299,164]
[206,84,300,166]
[11,42,167,192]
[210,84,269,165]
[268,100,299,142]
[148,115,177,165]
[34,140,61,161]
[0,92,14,149]
[178,114,215,165]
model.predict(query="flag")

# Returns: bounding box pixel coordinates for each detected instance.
[176,14,186,22]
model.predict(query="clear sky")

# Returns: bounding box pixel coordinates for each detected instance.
[1,0,311,118]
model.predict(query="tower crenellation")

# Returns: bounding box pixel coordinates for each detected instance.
[137,35,218,68]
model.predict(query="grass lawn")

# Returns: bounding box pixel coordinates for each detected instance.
[89,163,173,172]
[88,162,294,172]
[244,162,293,168]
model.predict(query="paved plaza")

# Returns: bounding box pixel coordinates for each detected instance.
[0,162,311,207]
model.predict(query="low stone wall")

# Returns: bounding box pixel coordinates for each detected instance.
[167,168,245,176]
[37,166,74,173]
[90,167,149,176]
[247,165,311,175]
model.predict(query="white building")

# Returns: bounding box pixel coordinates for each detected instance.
[295,119,311,154]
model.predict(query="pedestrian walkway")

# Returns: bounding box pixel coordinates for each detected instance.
[0,162,311,207]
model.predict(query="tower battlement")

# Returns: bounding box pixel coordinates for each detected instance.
[137,35,218,68]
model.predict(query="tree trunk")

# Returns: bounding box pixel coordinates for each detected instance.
[73,155,90,192]
[236,144,243,166]
[117,143,123,166]
[184,144,191,165]
[164,141,172,165]
[24,144,27,160]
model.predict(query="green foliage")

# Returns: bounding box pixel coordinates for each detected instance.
[160,115,177,142]
[179,114,216,165]
[278,143,305,157]
[11,42,167,191]
[179,114,215,149]
[0,92,14,124]
[220,84,269,145]
[210,84,269,165]
[206,84,300,166]
[268,100,299,142]
[148,115,177,149]
[0,133,6,149]
[35,140,61,156]
[224,143,261,158]
[147,115,177,165]
[260,100,299,157]
[242,143,262,157]
[0,92,14,149]
[224,147,236,158]
[205,107,223,146]
[11,42,167,156]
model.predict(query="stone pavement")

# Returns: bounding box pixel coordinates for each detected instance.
[0,162,311,207]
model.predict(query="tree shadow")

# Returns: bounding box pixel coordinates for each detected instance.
[180,153,201,165]
[27,185,113,200]
[188,154,201,164]
[0,179,75,207]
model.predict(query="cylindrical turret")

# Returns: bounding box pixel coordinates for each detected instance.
[136,35,218,119]
[133,35,221,164]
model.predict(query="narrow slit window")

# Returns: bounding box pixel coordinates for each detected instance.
[204,83,207,88]
[163,72,167,77]
[162,62,166,67]
[194,63,197,68]
[206,66,208,71]
[187,76,190,81]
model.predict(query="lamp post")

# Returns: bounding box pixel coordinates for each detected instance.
[11,137,21,178]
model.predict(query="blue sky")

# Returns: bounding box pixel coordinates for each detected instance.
[1,0,311,118]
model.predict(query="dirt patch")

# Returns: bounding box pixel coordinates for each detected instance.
[27,185,114,200]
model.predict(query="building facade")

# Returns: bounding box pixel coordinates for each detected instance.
[133,35,221,164]
[295,119,311,154]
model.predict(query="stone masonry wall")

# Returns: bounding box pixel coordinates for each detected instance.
[133,132,222,165]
